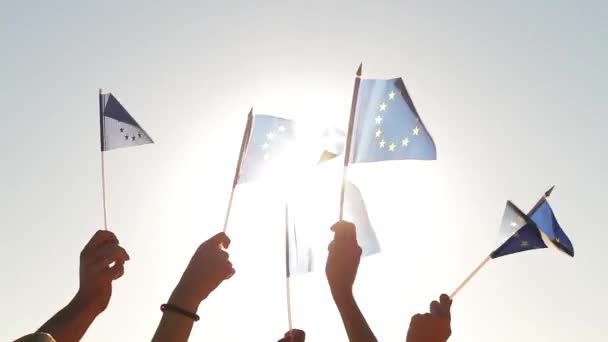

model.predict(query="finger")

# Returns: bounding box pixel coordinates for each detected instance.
[410,313,422,324]
[223,261,235,279]
[331,221,357,242]
[440,293,451,308]
[430,300,441,316]
[83,230,118,252]
[91,245,130,270]
[106,261,125,280]
[206,232,231,249]
[440,293,452,318]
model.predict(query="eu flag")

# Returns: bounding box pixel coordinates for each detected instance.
[100,93,153,151]
[350,78,436,163]
[491,201,548,259]
[529,197,574,257]
[238,115,296,183]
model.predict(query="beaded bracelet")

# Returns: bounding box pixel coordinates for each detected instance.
[160,303,200,322]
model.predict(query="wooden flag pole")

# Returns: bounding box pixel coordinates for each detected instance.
[339,63,362,220]
[450,255,491,298]
[284,203,294,331]
[222,109,253,233]
[99,89,108,230]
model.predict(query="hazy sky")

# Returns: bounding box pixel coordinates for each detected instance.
[1,1,607,341]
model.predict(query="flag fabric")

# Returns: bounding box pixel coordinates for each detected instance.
[237,115,296,184]
[286,128,380,276]
[350,78,436,163]
[100,93,153,151]
[529,197,575,257]
[491,201,548,259]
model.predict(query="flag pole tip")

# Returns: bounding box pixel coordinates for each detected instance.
[356,63,363,76]
[545,185,556,197]
[248,107,253,116]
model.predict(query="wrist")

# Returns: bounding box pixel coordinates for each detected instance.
[168,282,203,314]
[71,292,104,319]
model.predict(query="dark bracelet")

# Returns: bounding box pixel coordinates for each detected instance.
[160,303,200,321]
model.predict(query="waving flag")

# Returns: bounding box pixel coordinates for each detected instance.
[100,93,153,151]
[350,78,436,163]
[286,128,380,276]
[491,201,548,258]
[237,115,296,184]
[528,189,575,257]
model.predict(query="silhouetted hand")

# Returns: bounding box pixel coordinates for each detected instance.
[326,221,362,299]
[406,294,452,342]
[36,229,129,342]
[277,329,306,342]
[76,230,130,315]
[169,232,234,312]
[153,232,234,342]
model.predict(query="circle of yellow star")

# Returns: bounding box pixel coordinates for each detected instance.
[379,102,387,111]
[379,139,386,148]
[375,116,383,125]
[401,137,409,147]
[388,90,396,100]
[388,143,396,151]
[413,126,420,136]
[521,240,529,247]
[375,129,382,138]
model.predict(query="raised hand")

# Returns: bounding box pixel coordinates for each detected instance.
[326,221,376,342]
[153,232,234,342]
[169,232,234,311]
[76,230,130,314]
[35,230,129,342]
[326,221,362,299]
[406,294,452,342]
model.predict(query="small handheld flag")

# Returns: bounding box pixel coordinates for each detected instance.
[222,112,297,232]
[100,92,153,151]
[350,77,436,163]
[97,90,153,230]
[450,188,575,298]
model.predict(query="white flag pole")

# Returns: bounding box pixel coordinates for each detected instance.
[339,64,362,220]
[284,202,294,331]
[449,255,491,299]
[222,109,253,233]
[99,89,108,230]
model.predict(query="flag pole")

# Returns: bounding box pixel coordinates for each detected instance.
[450,255,491,298]
[99,89,108,230]
[339,63,362,220]
[222,109,253,233]
[284,202,294,331]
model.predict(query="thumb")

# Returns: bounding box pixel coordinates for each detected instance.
[205,232,231,249]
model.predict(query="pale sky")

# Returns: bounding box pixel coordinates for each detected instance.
[1,1,607,341]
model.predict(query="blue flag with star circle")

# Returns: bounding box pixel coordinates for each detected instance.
[350,78,436,163]
[491,201,548,259]
[238,115,296,183]
[529,197,575,257]
[100,93,154,151]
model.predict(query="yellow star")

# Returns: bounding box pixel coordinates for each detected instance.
[513,232,519,238]
[266,132,275,140]
[379,139,386,148]
[413,126,420,135]
[510,222,518,227]
[379,102,387,111]
[517,216,525,223]
[388,90,396,100]
[375,129,382,138]
[375,116,383,125]
[262,142,270,150]
[521,240,529,248]
[556,238,561,243]
[388,143,396,151]
[401,137,409,147]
